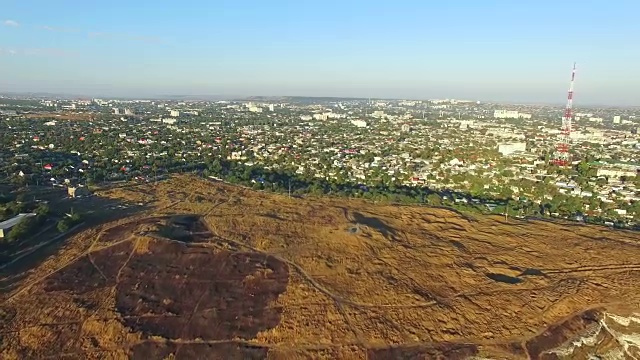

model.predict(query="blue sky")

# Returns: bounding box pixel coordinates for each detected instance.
[1,0,639,105]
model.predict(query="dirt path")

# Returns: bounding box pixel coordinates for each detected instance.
[1,203,182,306]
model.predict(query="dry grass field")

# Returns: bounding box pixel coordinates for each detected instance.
[1,174,640,359]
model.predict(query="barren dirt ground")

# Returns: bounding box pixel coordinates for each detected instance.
[1,174,640,359]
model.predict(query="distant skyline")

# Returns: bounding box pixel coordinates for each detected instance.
[1,0,640,105]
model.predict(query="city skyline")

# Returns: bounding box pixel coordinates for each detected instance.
[1,0,640,105]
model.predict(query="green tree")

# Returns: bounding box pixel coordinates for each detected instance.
[576,161,591,177]
[6,217,35,242]
[35,203,50,217]
[57,219,69,233]
[426,193,442,205]
[469,181,484,197]
[70,212,81,223]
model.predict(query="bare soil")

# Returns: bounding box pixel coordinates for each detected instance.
[116,241,288,341]
[1,174,640,359]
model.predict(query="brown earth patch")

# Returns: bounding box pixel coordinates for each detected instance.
[17,324,82,358]
[43,241,133,294]
[115,240,289,341]
[526,308,603,360]
[3,175,640,359]
[130,341,268,359]
[97,217,165,244]
[156,214,213,242]
[368,342,479,359]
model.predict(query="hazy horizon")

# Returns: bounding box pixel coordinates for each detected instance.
[0,90,634,108]
[2,0,640,106]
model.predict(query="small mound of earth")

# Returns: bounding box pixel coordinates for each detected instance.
[155,214,213,242]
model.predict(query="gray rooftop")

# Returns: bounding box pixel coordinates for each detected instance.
[0,213,36,230]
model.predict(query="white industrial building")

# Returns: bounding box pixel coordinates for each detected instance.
[570,131,605,144]
[596,167,637,179]
[459,120,474,129]
[326,112,346,119]
[371,110,386,118]
[498,142,527,156]
[493,110,520,119]
[351,120,367,128]
[170,110,180,117]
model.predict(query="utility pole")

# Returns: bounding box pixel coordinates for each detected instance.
[288,179,291,198]
[505,201,509,222]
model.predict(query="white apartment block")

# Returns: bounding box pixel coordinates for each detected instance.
[494,110,520,119]
[596,167,637,178]
[351,120,368,128]
[498,142,526,156]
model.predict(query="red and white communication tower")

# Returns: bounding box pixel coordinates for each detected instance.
[552,62,577,166]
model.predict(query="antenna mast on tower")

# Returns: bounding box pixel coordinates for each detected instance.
[552,63,576,166]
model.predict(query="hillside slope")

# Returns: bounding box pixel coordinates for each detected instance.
[1,175,640,359]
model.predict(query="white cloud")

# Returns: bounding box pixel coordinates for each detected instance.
[88,31,110,38]
[0,48,17,55]
[0,47,76,57]
[3,20,19,27]
[88,31,163,44]
[40,25,79,33]
[23,48,76,57]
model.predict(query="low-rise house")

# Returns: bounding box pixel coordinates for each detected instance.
[0,213,37,239]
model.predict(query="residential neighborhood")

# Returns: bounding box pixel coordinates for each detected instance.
[1,95,639,229]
